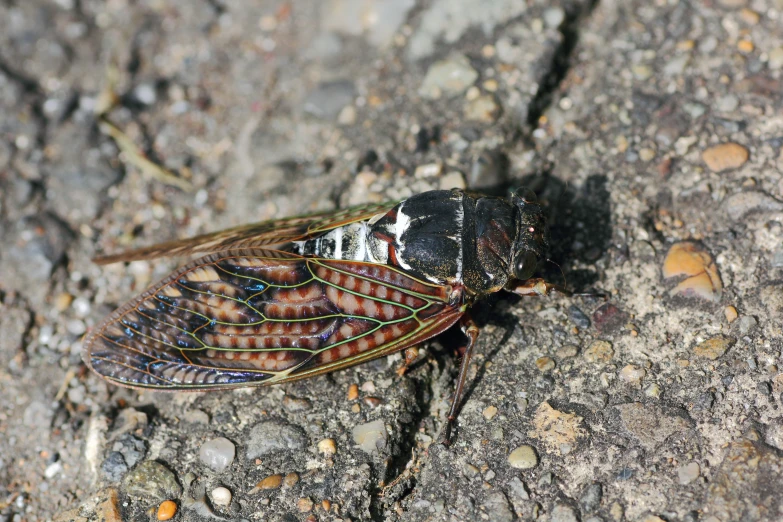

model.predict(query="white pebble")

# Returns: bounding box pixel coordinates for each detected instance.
[199,437,236,472]
[211,486,232,506]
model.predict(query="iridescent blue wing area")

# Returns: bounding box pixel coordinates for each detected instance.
[83,250,464,390]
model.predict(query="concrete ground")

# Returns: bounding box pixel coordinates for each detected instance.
[1,0,782,520]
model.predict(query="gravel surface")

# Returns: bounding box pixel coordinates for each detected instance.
[1,0,782,521]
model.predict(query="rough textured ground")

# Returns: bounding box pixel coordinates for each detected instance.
[1,0,783,521]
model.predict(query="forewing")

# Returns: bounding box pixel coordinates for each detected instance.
[94,200,397,264]
[83,250,464,390]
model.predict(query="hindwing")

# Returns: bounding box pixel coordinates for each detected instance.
[94,200,398,264]
[83,250,464,390]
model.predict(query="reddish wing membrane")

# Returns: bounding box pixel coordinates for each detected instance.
[93,200,398,264]
[83,250,465,390]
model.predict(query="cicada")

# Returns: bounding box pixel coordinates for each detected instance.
[83,189,564,442]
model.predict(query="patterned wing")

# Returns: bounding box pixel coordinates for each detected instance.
[83,250,465,390]
[94,200,398,264]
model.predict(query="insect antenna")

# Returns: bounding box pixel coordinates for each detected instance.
[546,257,567,289]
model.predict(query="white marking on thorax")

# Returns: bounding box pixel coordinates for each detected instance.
[454,198,464,281]
[393,202,414,272]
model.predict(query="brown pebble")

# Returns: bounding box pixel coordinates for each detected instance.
[297,497,314,512]
[693,336,734,360]
[702,143,749,172]
[256,474,283,490]
[663,242,722,302]
[157,500,177,521]
[322,499,332,511]
[347,383,359,401]
[535,357,556,372]
[737,39,754,53]
[724,305,739,323]
[584,341,614,363]
[317,438,337,456]
[363,397,383,408]
[284,472,299,487]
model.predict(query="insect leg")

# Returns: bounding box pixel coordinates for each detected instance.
[441,314,480,446]
[507,278,572,297]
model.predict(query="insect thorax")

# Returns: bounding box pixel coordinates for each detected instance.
[291,190,520,296]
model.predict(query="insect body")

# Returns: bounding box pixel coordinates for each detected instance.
[84,189,559,441]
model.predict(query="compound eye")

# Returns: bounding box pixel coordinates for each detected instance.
[514,251,538,281]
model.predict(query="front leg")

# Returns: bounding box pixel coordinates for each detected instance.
[507,278,572,297]
[440,313,480,447]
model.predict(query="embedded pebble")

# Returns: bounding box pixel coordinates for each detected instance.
[584,341,614,363]
[724,306,738,323]
[347,383,359,400]
[738,315,757,334]
[693,336,734,360]
[284,472,299,487]
[723,191,783,221]
[183,409,210,425]
[536,357,556,372]
[678,462,700,484]
[549,503,579,522]
[420,54,478,99]
[769,47,783,70]
[282,395,313,412]
[508,445,538,469]
[156,500,177,521]
[483,405,498,420]
[199,437,235,472]
[318,438,337,456]
[246,421,307,459]
[122,461,181,501]
[465,94,501,122]
[592,303,628,334]
[619,365,646,385]
[702,143,749,172]
[645,383,662,398]
[352,420,387,453]
[556,345,579,359]
[481,491,514,522]
[256,474,283,490]
[567,305,591,329]
[211,486,232,507]
[297,497,314,512]
[580,483,603,512]
[663,242,722,302]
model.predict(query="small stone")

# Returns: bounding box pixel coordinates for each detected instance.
[284,472,299,487]
[347,383,359,400]
[619,365,646,385]
[528,402,586,455]
[638,148,656,162]
[157,500,177,521]
[483,405,498,420]
[717,95,739,112]
[642,517,666,522]
[297,497,314,512]
[724,306,738,323]
[256,474,283,490]
[769,47,783,70]
[211,486,232,507]
[465,94,501,122]
[580,483,603,512]
[337,105,357,125]
[702,143,749,172]
[420,54,478,99]
[663,242,722,302]
[693,336,734,360]
[54,292,73,311]
[246,421,307,459]
[536,357,556,372]
[481,491,514,522]
[723,191,783,221]
[738,315,757,334]
[282,395,313,412]
[584,341,614,363]
[506,476,529,501]
[592,304,629,334]
[439,171,467,190]
[508,445,538,469]
[567,305,591,329]
[123,461,181,502]
[317,438,337,456]
[102,452,128,482]
[645,383,662,398]
[556,345,579,359]
[183,409,209,424]
[414,162,442,178]
[737,39,754,53]
[352,420,387,453]
[199,437,235,472]
[678,462,700,484]
[549,504,579,522]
